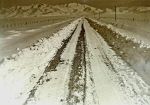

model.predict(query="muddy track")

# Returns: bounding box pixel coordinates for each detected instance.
[86,18,150,85]
[23,24,78,105]
[66,24,87,105]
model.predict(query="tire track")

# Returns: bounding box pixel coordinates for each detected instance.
[85,19,150,105]
[66,24,87,105]
[23,24,78,105]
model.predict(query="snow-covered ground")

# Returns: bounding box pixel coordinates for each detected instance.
[0,19,74,61]
[92,7,150,46]
[84,20,150,105]
[92,18,150,48]
[0,18,150,105]
[87,17,150,90]
[99,18,150,47]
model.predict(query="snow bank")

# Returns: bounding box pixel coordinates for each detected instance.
[90,18,150,48]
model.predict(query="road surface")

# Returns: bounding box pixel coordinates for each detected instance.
[0,18,150,105]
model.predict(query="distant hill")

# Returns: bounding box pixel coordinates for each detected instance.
[0,3,103,18]
[0,0,150,9]
[0,3,150,19]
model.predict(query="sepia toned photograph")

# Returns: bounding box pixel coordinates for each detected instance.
[0,0,150,105]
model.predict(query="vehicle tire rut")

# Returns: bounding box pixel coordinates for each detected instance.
[66,24,87,105]
[23,24,78,105]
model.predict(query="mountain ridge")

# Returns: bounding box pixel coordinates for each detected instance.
[0,0,150,9]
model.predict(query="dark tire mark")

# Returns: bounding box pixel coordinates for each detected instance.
[66,24,87,105]
[23,24,78,105]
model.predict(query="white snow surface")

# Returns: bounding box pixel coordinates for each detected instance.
[0,18,80,105]
[84,20,150,105]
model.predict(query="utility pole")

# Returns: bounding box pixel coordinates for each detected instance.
[83,0,86,9]
[115,0,117,21]
[0,0,3,9]
[99,11,101,19]
[76,0,78,6]
[94,12,96,18]
[115,5,117,21]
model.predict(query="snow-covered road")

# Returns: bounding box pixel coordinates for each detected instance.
[0,18,150,105]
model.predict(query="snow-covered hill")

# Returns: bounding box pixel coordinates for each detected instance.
[0,3,150,19]
[0,3,103,18]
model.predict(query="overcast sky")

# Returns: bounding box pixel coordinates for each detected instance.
[0,0,150,8]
